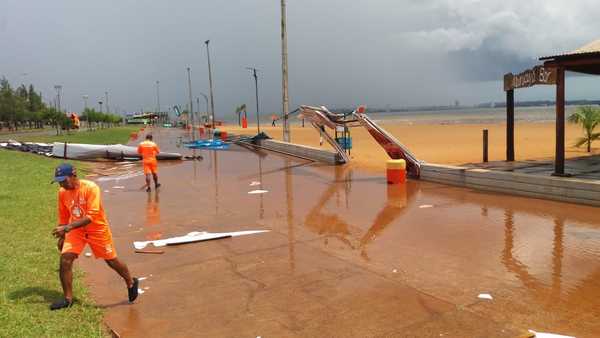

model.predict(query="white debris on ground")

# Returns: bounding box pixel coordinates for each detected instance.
[249,181,261,186]
[477,293,493,300]
[419,204,434,209]
[133,230,271,249]
[528,330,575,338]
[248,190,268,194]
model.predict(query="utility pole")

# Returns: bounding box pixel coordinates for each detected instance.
[54,85,62,112]
[196,97,201,124]
[205,40,216,129]
[156,80,161,118]
[246,67,261,133]
[104,91,109,113]
[281,0,290,142]
[187,67,195,140]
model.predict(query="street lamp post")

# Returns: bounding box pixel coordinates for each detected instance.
[187,67,195,140]
[196,97,200,124]
[199,92,209,124]
[98,101,103,115]
[205,40,216,129]
[82,95,88,110]
[156,80,161,121]
[246,67,261,133]
[281,0,290,142]
[54,85,62,112]
[104,91,109,113]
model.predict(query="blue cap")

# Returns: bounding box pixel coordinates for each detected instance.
[53,163,76,183]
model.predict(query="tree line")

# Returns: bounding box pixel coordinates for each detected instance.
[0,77,122,133]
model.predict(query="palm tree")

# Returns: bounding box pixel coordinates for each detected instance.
[235,104,246,126]
[568,106,600,152]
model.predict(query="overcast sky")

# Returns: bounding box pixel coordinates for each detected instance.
[1,0,599,117]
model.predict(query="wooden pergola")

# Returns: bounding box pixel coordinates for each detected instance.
[504,39,600,176]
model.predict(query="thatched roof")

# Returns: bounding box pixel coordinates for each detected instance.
[540,39,600,60]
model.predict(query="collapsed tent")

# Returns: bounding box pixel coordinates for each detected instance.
[52,142,182,160]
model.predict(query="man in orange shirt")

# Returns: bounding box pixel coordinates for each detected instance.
[51,163,138,310]
[137,134,161,192]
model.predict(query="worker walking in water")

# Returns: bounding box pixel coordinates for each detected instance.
[138,134,161,192]
[50,163,138,310]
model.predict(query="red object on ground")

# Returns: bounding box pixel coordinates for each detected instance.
[220,131,228,141]
[386,168,406,184]
[198,127,204,135]
[130,132,138,140]
[242,117,248,128]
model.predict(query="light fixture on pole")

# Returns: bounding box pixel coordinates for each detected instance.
[281,0,290,142]
[156,80,161,118]
[54,85,62,112]
[187,67,195,140]
[205,40,216,129]
[246,67,261,133]
[199,92,209,124]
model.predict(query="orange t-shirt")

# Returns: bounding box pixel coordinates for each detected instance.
[58,179,109,229]
[137,140,160,164]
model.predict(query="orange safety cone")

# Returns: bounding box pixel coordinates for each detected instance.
[242,117,248,128]
[386,159,406,184]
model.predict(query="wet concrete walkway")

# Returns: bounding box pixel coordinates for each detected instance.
[79,128,600,337]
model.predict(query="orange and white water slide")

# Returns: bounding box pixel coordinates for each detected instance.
[299,105,421,177]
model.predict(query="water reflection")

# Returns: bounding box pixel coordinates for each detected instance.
[145,191,162,240]
[213,150,219,215]
[303,166,409,261]
[285,158,295,271]
[501,209,564,300]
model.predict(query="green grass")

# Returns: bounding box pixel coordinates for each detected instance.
[9,125,140,144]
[0,129,137,337]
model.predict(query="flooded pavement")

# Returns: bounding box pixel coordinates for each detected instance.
[78,128,600,337]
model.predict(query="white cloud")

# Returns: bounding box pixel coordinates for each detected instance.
[396,0,600,58]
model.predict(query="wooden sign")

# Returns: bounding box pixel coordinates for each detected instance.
[504,66,556,91]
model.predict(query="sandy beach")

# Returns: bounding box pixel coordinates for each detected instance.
[222,120,597,172]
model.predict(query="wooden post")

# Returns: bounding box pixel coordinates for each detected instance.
[506,89,514,161]
[63,142,67,159]
[483,129,489,162]
[554,67,565,176]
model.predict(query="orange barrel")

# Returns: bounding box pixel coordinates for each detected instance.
[386,159,406,184]
[242,117,248,128]
[220,131,228,141]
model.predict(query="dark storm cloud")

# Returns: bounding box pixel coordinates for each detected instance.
[1,0,599,115]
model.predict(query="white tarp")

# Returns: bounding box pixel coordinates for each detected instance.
[52,142,182,160]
